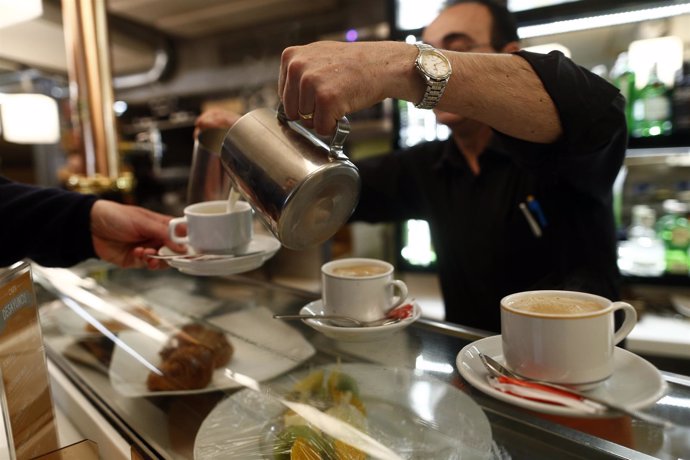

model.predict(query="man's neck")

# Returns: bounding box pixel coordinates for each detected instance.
[452,124,493,175]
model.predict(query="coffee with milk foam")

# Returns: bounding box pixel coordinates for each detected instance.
[332,264,388,277]
[507,295,604,315]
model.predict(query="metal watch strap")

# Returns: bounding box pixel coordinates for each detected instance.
[414,43,449,110]
[416,78,448,110]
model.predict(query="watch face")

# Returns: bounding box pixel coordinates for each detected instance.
[420,51,451,78]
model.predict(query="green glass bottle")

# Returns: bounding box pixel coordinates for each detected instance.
[632,63,672,138]
[656,199,690,274]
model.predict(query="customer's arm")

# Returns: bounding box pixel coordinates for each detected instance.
[0,176,182,268]
[279,41,562,142]
[90,200,182,269]
[0,177,98,267]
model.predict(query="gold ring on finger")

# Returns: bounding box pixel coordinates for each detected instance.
[298,110,314,120]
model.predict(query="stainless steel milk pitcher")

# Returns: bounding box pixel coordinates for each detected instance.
[220,105,360,250]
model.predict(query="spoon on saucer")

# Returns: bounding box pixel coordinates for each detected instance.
[273,313,401,328]
[478,352,671,428]
[274,300,416,328]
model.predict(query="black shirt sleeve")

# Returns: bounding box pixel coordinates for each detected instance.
[494,50,628,199]
[0,176,98,267]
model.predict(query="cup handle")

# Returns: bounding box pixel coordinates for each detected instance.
[612,301,638,345]
[276,103,350,161]
[388,280,409,309]
[168,217,189,245]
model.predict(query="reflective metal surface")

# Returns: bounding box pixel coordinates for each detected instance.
[221,107,360,250]
[35,264,690,459]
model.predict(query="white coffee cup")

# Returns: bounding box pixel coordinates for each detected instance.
[321,258,408,322]
[168,200,253,254]
[501,290,637,389]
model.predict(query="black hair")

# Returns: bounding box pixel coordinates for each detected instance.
[444,0,520,50]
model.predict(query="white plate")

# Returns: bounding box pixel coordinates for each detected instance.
[456,335,668,417]
[109,306,315,397]
[299,299,422,342]
[194,363,494,460]
[160,234,281,276]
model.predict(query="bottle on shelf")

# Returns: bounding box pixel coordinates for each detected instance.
[631,62,673,138]
[656,199,690,275]
[672,61,690,135]
[609,52,635,131]
[618,204,665,277]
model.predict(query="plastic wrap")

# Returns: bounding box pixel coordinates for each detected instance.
[35,266,496,459]
[194,363,494,459]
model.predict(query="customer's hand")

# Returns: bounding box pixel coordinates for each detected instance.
[194,108,243,138]
[90,200,185,269]
[279,41,420,135]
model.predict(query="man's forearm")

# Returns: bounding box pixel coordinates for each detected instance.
[279,41,564,141]
[436,52,562,143]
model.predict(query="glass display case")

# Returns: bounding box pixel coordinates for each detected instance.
[32,262,690,459]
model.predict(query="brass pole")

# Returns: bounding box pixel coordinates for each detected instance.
[62,0,120,182]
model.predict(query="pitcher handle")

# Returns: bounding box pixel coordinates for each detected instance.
[276,103,350,161]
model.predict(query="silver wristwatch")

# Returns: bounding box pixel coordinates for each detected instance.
[414,43,452,110]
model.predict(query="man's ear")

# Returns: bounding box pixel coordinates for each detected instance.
[501,41,521,53]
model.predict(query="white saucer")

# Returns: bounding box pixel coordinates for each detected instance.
[456,335,668,417]
[159,234,281,276]
[299,298,421,342]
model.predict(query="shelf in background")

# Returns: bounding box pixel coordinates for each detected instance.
[622,272,690,287]
[627,132,690,151]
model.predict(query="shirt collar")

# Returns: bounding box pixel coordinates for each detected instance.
[433,132,512,171]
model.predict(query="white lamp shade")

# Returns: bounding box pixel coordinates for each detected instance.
[0,94,60,144]
[0,0,43,29]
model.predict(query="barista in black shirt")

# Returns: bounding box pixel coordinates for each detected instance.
[278,0,626,332]
[353,78,624,331]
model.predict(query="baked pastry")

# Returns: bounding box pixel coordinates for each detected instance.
[159,323,233,368]
[76,337,115,367]
[146,345,215,391]
[84,305,161,334]
[147,323,233,392]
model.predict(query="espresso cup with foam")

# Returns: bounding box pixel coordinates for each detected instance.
[321,258,408,322]
[501,290,637,389]
[168,200,253,254]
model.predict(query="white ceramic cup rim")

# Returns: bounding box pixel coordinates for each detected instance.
[185,200,251,216]
[321,258,394,280]
[500,290,617,319]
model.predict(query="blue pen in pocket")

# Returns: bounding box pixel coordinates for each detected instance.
[526,195,548,228]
